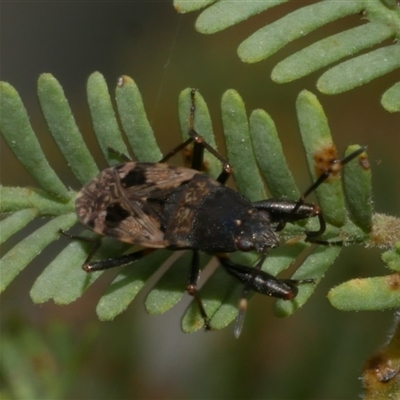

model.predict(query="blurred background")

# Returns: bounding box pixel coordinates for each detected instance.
[1,1,399,399]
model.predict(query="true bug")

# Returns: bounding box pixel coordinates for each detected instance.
[70,89,365,337]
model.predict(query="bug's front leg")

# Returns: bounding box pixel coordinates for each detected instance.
[254,146,367,239]
[252,199,326,238]
[219,255,303,299]
[218,254,314,337]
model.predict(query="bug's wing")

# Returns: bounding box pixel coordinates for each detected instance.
[101,196,166,247]
[76,162,201,248]
[115,163,203,246]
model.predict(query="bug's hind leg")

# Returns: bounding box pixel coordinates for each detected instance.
[59,230,155,272]
[59,229,102,268]
[82,248,156,272]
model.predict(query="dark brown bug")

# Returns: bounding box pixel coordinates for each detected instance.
[71,89,366,337]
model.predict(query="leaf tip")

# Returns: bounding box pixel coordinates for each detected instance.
[116,75,134,87]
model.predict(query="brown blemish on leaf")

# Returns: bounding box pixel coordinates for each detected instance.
[359,154,370,170]
[313,145,338,178]
[117,75,129,87]
[386,273,400,291]
[363,354,399,385]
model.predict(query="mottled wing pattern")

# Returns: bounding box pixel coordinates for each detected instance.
[75,162,201,247]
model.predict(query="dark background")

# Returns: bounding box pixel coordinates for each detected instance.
[1,2,399,399]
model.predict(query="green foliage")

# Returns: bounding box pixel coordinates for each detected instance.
[0,317,98,400]
[362,311,400,398]
[174,0,400,112]
[1,72,399,336]
[0,82,71,201]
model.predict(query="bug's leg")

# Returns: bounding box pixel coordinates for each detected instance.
[59,230,155,272]
[158,89,203,164]
[292,145,367,237]
[83,248,156,272]
[253,146,366,239]
[189,128,232,184]
[218,254,314,337]
[160,89,232,183]
[186,89,233,183]
[59,229,103,267]
[253,199,326,237]
[295,146,367,208]
[186,250,211,330]
[189,130,232,184]
[233,254,267,338]
[159,137,195,164]
[227,254,271,337]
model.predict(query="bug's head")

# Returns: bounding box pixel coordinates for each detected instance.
[234,209,279,253]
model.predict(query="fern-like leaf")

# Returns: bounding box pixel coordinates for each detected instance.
[1,72,399,335]
[174,0,400,112]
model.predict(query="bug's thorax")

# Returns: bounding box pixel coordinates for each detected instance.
[167,178,280,254]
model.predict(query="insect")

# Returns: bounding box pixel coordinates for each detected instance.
[70,89,366,337]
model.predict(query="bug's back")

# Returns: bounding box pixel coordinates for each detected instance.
[75,162,202,248]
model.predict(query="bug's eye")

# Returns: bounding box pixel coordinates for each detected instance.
[237,238,253,251]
